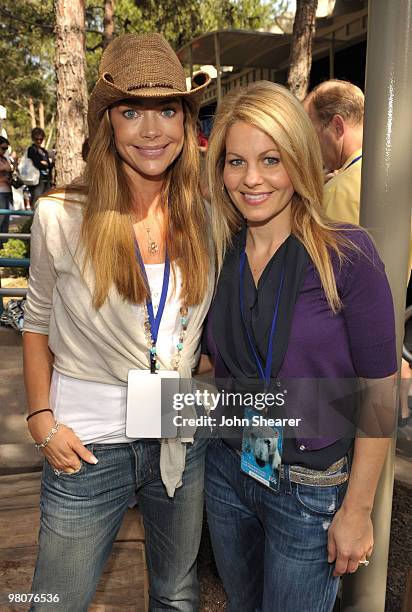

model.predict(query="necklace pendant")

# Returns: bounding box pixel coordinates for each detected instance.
[148,241,159,255]
[146,226,159,255]
[150,352,157,374]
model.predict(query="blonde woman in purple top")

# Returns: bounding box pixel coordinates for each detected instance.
[201,82,397,612]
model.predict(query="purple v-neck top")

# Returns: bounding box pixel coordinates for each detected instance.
[204,228,398,468]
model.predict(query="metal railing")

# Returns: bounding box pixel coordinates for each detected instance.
[0,209,33,317]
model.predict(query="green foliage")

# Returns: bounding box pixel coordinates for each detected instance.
[1,0,291,147]
[20,217,33,259]
[0,0,55,153]
[0,238,27,259]
[130,0,285,49]
[82,0,289,89]
[0,238,29,278]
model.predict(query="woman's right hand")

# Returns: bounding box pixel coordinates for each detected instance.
[28,413,98,473]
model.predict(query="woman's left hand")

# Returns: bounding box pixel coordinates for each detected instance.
[327,504,374,576]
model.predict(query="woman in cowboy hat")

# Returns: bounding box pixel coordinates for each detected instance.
[23,33,212,611]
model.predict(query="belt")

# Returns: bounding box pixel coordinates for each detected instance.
[280,456,348,486]
[233,446,348,487]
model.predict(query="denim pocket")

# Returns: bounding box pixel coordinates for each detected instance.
[295,483,339,516]
[185,434,209,454]
[45,457,84,478]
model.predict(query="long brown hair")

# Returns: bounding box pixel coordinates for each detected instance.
[207,81,359,313]
[50,99,210,309]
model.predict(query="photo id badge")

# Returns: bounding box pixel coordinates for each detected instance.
[126,369,180,438]
[241,407,283,490]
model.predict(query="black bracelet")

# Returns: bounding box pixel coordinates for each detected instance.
[26,408,54,422]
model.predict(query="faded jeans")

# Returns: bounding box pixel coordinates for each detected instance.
[30,437,207,611]
[29,181,50,207]
[0,191,12,247]
[205,438,349,612]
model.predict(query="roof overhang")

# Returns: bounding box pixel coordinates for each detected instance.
[177,6,368,72]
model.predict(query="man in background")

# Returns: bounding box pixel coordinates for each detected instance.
[305,79,411,429]
[304,79,363,223]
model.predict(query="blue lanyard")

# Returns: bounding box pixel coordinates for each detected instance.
[239,249,285,389]
[134,240,170,371]
[345,154,362,170]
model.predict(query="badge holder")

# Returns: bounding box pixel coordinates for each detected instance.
[240,407,283,490]
[126,369,179,438]
[238,250,285,490]
[127,242,179,439]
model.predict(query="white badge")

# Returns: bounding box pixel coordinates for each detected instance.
[126,369,180,438]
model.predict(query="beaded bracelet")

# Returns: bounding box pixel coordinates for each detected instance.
[34,422,61,450]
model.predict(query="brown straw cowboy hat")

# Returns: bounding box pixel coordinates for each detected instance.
[88,32,211,141]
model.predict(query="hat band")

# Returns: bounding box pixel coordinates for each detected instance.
[127,82,184,92]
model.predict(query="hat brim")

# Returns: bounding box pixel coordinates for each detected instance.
[88,70,211,142]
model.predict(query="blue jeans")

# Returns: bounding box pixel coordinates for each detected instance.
[0,191,12,246]
[205,438,349,612]
[29,181,50,206]
[30,437,207,611]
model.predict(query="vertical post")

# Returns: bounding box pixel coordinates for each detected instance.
[329,32,335,79]
[214,32,222,105]
[341,1,412,609]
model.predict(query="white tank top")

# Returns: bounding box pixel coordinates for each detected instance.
[49,264,186,444]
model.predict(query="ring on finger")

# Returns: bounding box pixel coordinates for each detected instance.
[358,559,370,567]
[53,468,61,476]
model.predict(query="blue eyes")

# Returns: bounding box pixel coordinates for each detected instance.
[227,157,280,167]
[123,109,138,119]
[122,108,176,119]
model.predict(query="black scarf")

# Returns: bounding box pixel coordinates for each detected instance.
[211,225,309,390]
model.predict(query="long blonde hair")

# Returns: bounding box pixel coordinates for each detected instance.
[207,81,355,312]
[58,99,210,309]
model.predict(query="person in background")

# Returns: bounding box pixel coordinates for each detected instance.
[197,120,209,153]
[23,186,32,211]
[27,127,53,205]
[303,79,363,223]
[0,136,13,246]
[304,79,411,428]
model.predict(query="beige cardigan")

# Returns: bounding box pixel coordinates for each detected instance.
[23,195,214,496]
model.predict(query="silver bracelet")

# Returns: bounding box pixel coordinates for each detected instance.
[34,422,61,450]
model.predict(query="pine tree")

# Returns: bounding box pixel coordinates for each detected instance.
[287,0,318,100]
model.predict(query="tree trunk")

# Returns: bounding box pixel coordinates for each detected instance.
[28,97,36,129]
[103,0,115,49]
[45,113,55,150]
[39,101,45,129]
[54,0,88,184]
[287,0,318,101]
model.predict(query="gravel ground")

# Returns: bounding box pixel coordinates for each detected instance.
[198,517,227,611]
[386,480,412,611]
